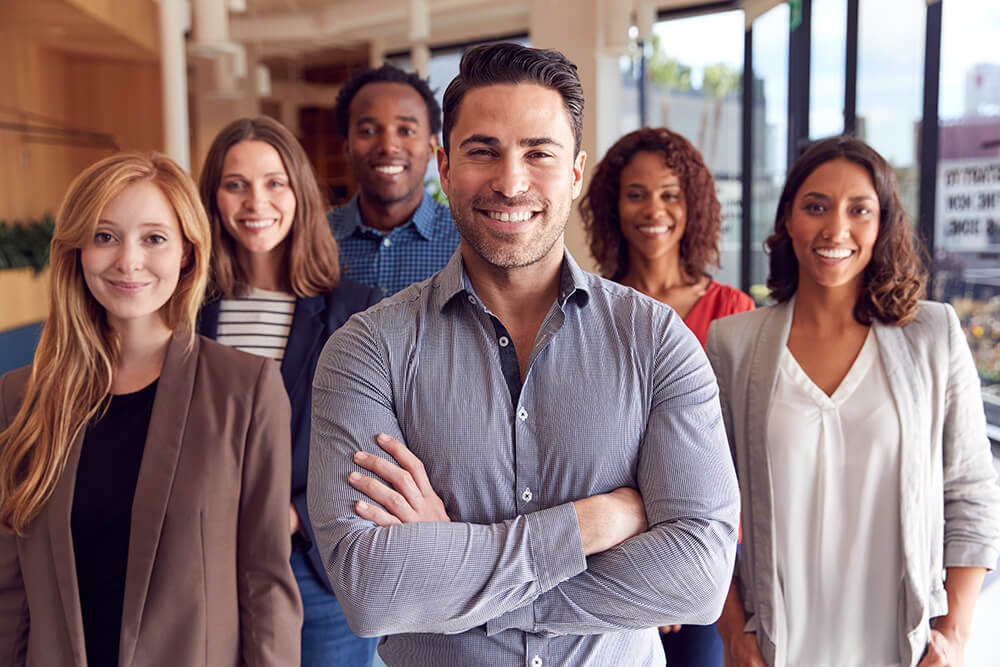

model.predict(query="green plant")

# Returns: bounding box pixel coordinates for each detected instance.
[0,214,55,273]
[425,177,448,205]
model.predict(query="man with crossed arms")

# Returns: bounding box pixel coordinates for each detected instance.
[309,42,739,667]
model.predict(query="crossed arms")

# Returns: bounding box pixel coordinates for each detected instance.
[308,312,740,638]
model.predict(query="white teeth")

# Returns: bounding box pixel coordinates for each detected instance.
[488,210,533,223]
[242,219,277,229]
[375,165,404,175]
[637,225,671,234]
[815,247,853,259]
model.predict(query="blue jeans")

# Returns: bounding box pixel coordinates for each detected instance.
[291,551,378,667]
[660,623,723,667]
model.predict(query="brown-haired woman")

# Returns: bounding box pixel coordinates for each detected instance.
[581,126,753,349]
[196,116,381,666]
[581,127,753,665]
[707,136,1000,666]
[0,152,302,664]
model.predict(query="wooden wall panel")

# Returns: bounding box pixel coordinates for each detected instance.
[1,36,163,332]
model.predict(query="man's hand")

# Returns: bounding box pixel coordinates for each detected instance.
[348,433,450,525]
[721,631,766,667]
[572,487,647,556]
[916,627,965,667]
[659,624,682,634]
[289,503,301,536]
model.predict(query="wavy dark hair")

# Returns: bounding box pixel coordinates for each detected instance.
[442,42,584,156]
[766,135,926,325]
[199,116,340,298]
[580,127,720,281]
[332,64,441,139]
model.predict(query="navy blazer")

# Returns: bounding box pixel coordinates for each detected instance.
[199,278,381,593]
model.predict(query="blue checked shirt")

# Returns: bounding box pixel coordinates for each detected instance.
[309,250,740,667]
[327,192,460,297]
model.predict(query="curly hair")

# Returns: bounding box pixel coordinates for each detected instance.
[766,135,926,326]
[333,64,441,139]
[579,127,721,281]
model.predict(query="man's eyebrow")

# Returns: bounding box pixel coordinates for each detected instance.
[458,134,499,149]
[520,137,564,149]
[457,135,566,150]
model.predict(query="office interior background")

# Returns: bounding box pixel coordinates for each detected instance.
[2,0,998,440]
[0,2,998,658]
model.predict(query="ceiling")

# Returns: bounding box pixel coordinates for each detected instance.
[233,0,531,61]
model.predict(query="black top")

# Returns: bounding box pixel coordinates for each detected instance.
[71,379,157,667]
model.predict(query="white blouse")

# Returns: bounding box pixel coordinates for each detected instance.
[766,330,903,667]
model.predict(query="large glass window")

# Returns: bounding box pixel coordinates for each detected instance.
[809,0,846,139]
[750,2,789,300]
[856,0,925,219]
[646,9,745,287]
[933,0,1000,435]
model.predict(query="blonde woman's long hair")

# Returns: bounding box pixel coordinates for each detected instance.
[0,152,211,535]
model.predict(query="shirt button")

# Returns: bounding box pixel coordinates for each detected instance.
[498,335,510,347]
[467,294,477,305]
[521,487,533,502]
[517,407,528,421]
[531,656,542,667]
[382,238,392,247]
[381,287,391,295]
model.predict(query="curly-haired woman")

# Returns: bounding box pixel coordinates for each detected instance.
[707,136,1000,666]
[581,126,753,349]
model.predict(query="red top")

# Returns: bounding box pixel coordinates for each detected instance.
[683,280,756,349]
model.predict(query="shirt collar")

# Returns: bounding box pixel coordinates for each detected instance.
[435,247,592,313]
[332,192,439,241]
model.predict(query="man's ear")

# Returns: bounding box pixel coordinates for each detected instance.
[570,150,588,200]
[437,146,450,198]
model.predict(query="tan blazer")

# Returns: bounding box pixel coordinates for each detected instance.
[0,333,303,666]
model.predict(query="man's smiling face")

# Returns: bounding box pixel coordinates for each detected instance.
[346,81,437,211]
[438,82,586,271]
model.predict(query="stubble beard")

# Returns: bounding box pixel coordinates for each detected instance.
[452,193,569,270]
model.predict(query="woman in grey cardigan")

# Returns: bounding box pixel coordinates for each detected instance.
[707,136,1000,667]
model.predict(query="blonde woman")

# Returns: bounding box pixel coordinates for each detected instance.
[0,152,302,665]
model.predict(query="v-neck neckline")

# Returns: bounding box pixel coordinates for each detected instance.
[780,328,876,407]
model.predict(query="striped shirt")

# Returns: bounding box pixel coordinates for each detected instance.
[327,192,460,298]
[309,250,740,667]
[216,288,296,361]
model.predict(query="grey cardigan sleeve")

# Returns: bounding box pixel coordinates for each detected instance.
[940,304,1000,569]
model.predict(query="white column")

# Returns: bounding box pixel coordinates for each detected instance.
[410,0,431,77]
[158,0,191,170]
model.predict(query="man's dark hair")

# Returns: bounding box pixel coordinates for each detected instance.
[441,42,584,156]
[332,64,441,138]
